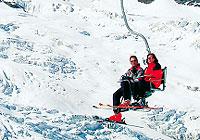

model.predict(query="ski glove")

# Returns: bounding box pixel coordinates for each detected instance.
[134,79,139,82]
[121,75,132,80]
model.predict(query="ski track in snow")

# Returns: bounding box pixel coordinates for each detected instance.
[1,0,200,139]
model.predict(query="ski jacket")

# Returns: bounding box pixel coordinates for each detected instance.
[123,64,143,81]
[144,63,163,88]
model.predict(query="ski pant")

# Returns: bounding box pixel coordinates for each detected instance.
[113,81,137,113]
[112,80,153,113]
[135,80,153,98]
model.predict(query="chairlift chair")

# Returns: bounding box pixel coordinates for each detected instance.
[120,0,167,106]
[137,67,167,106]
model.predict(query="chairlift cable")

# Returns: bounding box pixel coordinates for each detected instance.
[120,0,151,54]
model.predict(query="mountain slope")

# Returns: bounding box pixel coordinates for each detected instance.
[0,0,200,139]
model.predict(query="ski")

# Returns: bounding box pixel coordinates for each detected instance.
[92,105,111,110]
[93,103,162,110]
[92,116,144,128]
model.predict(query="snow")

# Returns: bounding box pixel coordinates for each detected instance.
[0,0,200,139]
[125,0,200,19]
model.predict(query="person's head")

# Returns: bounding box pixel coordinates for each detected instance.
[146,53,158,64]
[129,55,139,67]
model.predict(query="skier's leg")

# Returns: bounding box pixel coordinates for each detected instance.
[137,80,151,98]
[113,88,123,113]
[121,81,131,101]
[130,82,138,100]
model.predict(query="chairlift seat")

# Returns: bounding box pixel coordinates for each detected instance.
[135,67,167,103]
[149,66,167,92]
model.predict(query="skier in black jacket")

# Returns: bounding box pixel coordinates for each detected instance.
[108,55,143,122]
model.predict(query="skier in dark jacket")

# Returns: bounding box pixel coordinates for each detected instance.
[108,55,143,122]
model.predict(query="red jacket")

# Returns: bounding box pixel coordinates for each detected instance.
[144,63,163,88]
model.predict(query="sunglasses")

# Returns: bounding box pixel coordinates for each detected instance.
[130,60,137,62]
[147,57,154,60]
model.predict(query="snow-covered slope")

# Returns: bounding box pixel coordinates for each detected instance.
[0,0,200,139]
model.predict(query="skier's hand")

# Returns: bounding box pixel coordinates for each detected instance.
[121,75,128,80]
[126,76,134,82]
[129,79,134,83]
[121,75,125,79]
